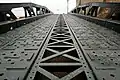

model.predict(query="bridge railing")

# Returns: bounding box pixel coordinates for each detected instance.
[0,3,53,34]
[70,2,120,33]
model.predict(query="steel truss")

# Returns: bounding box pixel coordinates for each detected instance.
[64,14,120,80]
[0,12,120,80]
[70,2,120,33]
[26,15,96,80]
[0,15,58,80]
[0,3,53,34]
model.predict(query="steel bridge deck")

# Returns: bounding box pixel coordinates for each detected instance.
[0,14,120,80]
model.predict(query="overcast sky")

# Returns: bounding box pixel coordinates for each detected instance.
[0,0,76,14]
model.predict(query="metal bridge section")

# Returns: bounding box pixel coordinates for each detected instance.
[64,14,120,80]
[70,2,120,33]
[26,15,96,80]
[0,3,52,34]
[0,15,58,80]
[0,3,120,80]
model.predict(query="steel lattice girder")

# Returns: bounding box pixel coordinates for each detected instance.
[0,14,52,34]
[26,14,96,80]
[64,14,120,80]
[0,3,53,34]
[0,15,58,80]
[70,13,120,33]
[0,3,51,12]
[71,2,120,13]
[70,2,120,33]
[0,14,120,80]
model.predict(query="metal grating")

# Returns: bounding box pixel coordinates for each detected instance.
[0,15,58,80]
[0,14,120,80]
[64,14,120,80]
[26,15,96,80]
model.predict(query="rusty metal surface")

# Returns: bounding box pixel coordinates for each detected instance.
[71,2,120,25]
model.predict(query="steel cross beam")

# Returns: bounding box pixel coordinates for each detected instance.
[0,3,53,34]
[0,14,58,80]
[0,3,51,12]
[70,2,120,13]
[69,2,120,33]
[0,14,120,80]
[70,2,120,18]
[64,14,120,80]
[25,15,96,80]
[0,3,52,22]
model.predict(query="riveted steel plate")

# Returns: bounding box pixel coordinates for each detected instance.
[0,15,58,80]
[26,15,96,80]
[64,14,120,80]
[1,14,120,80]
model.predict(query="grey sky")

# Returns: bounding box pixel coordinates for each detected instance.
[0,0,76,14]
